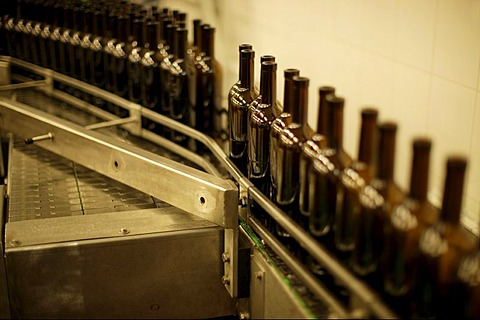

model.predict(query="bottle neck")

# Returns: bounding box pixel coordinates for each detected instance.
[84,10,94,34]
[237,44,252,81]
[409,139,431,201]
[93,11,103,36]
[160,17,173,44]
[165,24,176,56]
[282,69,299,115]
[239,49,255,91]
[259,62,277,106]
[291,77,309,124]
[200,24,210,56]
[441,157,467,225]
[317,86,335,136]
[146,21,159,49]
[193,19,201,48]
[175,28,187,60]
[357,108,378,166]
[200,25,214,58]
[133,19,145,47]
[377,122,397,182]
[326,96,344,151]
[117,15,130,43]
[206,27,215,58]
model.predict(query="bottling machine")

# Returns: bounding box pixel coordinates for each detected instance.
[0,56,396,319]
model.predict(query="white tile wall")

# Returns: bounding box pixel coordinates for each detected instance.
[433,0,480,88]
[157,0,480,234]
[395,0,437,70]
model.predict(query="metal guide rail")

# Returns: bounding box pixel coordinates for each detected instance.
[0,55,396,318]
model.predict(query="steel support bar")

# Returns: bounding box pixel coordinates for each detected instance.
[248,216,348,318]
[248,187,397,319]
[0,80,48,91]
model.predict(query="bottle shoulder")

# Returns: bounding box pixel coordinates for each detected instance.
[229,84,256,110]
[250,104,274,128]
[279,123,308,148]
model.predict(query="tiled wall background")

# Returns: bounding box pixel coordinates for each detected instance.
[156,0,480,235]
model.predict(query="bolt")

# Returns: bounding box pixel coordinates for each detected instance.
[119,228,130,235]
[222,252,230,263]
[221,275,230,285]
[9,239,20,247]
[25,132,53,145]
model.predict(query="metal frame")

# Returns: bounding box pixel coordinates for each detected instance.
[0,56,397,318]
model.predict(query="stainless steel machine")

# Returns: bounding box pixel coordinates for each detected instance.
[0,56,395,319]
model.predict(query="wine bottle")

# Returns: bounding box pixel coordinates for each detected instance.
[112,14,133,117]
[20,5,33,63]
[309,95,351,241]
[247,61,277,226]
[58,6,75,93]
[90,10,107,88]
[351,122,403,281]
[298,87,333,229]
[104,10,119,103]
[193,25,215,136]
[3,13,18,59]
[169,27,190,147]
[333,108,378,260]
[88,8,110,110]
[276,76,310,239]
[270,68,299,206]
[456,240,480,320]
[79,9,95,86]
[208,27,225,149]
[157,21,176,137]
[228,47,256,176]
[382,138,438,317]
[69,6,85,82]
[32,3,53,68]
[414,157,476,319]
[141,20,164,131]
[186,19,201,134]
[13,3,26,62]
[128,17,147,104]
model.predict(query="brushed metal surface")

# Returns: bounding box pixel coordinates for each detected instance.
[5,207,217,248]
[5,207,235,319]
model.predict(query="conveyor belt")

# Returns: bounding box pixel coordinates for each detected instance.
[8,137,163,222]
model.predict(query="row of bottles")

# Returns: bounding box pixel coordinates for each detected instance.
[0,0,225,150]
[228,44,479,319]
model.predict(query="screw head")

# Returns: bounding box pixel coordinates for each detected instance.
[239,197,247,208]
[221,275,230,285]
[222,252,230,263]
[119,228,130,235]
[9,239,20,247]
